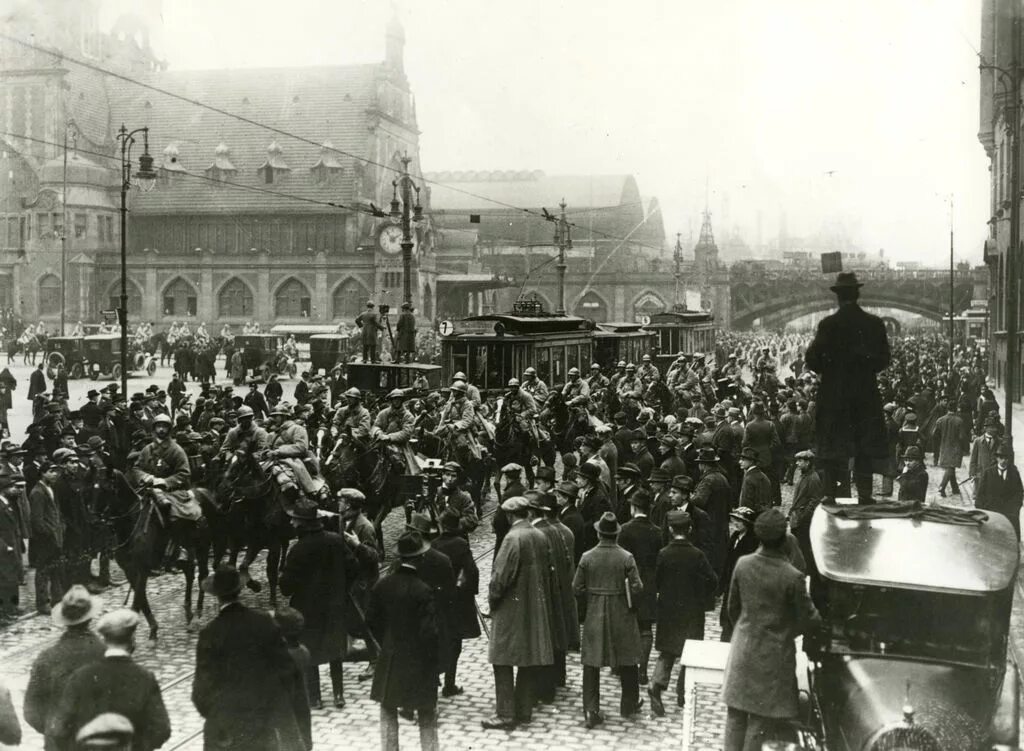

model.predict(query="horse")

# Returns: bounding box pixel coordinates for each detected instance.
[101,471,216,639]
[322,430,402,556]
[218,450,292,606]
[492,399,536,494]
[540,390,592,464]
[19,333,40,366]
[148,331,171,367]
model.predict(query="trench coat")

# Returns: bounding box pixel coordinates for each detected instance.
[367,565,440,711]
[804,302,890,461]
[488,519,555,667]
[932,412,966,468]
[691,467,732,577]
[572,538,643,667]
[431,531,481,640]
[279,528,359,664]
[722,547,820,718]
[655,537,718,654]
[28,482,62,568]
[396,311,416,352]
[533,517,579,650]
[355,309,385,346]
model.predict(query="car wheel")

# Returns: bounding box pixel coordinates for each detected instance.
[261,364,271,382]
[111,364,122,380]
[70,362,84,379]
[147,360,157,376]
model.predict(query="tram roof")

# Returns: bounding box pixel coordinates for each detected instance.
[809,505,1019,595]
[646,310,715,326]
[594,321,649,334]
[459,313,592,335]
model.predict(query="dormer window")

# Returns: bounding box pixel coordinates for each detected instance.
[159,142,186,184]
[310,140,344,185]
[205,142,237,184]
[257,140,291,185]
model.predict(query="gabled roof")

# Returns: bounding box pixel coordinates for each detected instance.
[107,65,380,214]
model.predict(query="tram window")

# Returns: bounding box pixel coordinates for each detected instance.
[581,343,591,369]
[567,345,579,375]
[537,347,551,385]
[486,343,505,391]
[450,342,469,382]
[551,346,565,385]
[469,343,488,389]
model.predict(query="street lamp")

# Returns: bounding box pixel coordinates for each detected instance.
[980,55,1022,443]
[389,153,423,305]
[115,124,157,397]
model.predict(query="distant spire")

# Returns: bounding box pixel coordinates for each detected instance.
[697,209,716,249]
[386,5,406,75]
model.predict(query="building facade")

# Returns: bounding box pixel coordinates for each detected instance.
[0,1,437,331]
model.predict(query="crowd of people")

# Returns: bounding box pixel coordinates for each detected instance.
[0,271,1017,751]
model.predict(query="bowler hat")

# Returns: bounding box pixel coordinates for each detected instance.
[201,564,249,597]
[754,508,787,543]
[671,475,693,492]
[996,441,1013,458]
[52,585,101,627]
[739,447,759,462]
[555,480,579,499]
[830,271,864,292]
[577,462,602,482]
[649,468,671,484]
[594,511,621,537]
[536,466,556,483]
[901,445,923,460]
[286,502,321,525]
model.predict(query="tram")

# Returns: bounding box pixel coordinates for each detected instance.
[592,322,657,370]
[645,307,717,370]
[439,297,593,394]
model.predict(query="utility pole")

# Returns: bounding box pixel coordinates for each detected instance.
[948,195,954,381]
[60,126,69,336]
[674,232,682,305]
[554,199,571,314]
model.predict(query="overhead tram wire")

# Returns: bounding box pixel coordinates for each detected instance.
[0,32,671,255]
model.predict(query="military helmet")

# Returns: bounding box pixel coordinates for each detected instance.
[236,405,254,419]
[568,367,580,376]
[152,414,172,427]
[507,378,520,387]
[344,387,362,400]
[523,367,537,376]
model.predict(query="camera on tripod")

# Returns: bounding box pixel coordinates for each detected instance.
[379,304,390,316]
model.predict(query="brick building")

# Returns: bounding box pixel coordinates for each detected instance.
[0,0,438,330]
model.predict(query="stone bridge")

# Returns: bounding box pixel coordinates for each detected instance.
[728,268,985,330]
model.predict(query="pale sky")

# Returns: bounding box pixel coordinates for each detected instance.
[104,0,988,266]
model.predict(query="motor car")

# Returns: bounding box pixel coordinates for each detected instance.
[346,362,441,399]
[309,333,352,374]
[765,503,1021,751]
[45,336,87,379]
[233,334,296,380]
[83,334,126,380]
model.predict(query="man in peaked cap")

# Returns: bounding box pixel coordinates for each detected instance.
[805,271,890,504]
[355,300,386,363]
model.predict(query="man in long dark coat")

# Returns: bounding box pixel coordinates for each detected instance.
[691,447,732,579]
[648,510,717,716]
[279,504,359,709]
[431,510,481,697]
[804,271,890,503]
[367,532,440,751]
[192,565,307,751]
[355,301,386,363]
[395,302,417,363]
[976,441,1024,540]
[617,490,662,686]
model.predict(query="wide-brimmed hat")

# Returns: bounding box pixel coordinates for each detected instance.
[830,271,864,292]
[406,511,438,538]
[201,564,249,597]
[555,480,579,499]
[616,463,641,479]
[576,462,602,482]
[397,531,429,558]
[996,441,1013,458]
[286,502,322,526]
[53,585,101,627]
[528,492,559,513]
[671,475,693,492]
[649,468,671,484]
[75,713,134,747]
[594,511,621,536]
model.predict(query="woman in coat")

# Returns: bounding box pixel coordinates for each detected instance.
[722,509,820,751]
[572,512,644,727]
[279,505,358,709]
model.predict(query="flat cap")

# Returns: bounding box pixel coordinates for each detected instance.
[96,608,140,640]
[754,508,787,543]
[500,496,530,513]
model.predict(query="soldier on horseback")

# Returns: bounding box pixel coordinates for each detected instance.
[521,366,548,406]
[637,354,658,384]
[331,387,372,444]
[562,367,593,425]
[586,363,610,394]
[435,382,480,466]
[264,402,329,505]
[218,405,270,456]
[370,389,418,475]
[433,461,478,536]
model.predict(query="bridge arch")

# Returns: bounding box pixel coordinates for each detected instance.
[751,297,944,330]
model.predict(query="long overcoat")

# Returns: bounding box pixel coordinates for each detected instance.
[691,467,732,576]
[722,548,820,718]
[804,303,890,460]
[932,412,966,469]
[279,528,358,664]
[396,311,416,352]
[975,464,1024,540]
[488,519,555,667]
[534,517,579,650]
[617,515,662,623]
[654,537,718,654]
[572,538,643,667]
[367,566,440,711]
[431,531,481,640]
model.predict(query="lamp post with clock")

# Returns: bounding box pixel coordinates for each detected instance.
[387,153,423,305]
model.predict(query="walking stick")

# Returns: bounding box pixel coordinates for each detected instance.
[475,599,491,641]
[346,590,383,655]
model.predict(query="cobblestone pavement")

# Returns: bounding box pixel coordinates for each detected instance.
[0,360,972,750]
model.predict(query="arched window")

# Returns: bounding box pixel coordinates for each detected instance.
[574,291,608,323]
[218,278,254,318]
[332,278,367,321]
[38,274,60,316]
[107,280,143,317]
[163,277,197,317]
[633,292,665,321]
[275,278,311,318]
[422,284,433,320]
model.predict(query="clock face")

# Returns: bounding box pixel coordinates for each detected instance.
[378,225,405,254]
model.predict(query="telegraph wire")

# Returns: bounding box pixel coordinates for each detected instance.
[0,32,671,255]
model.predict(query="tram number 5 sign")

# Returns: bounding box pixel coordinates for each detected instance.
[439,320,455,336]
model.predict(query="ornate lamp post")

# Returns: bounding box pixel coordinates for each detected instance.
[115,125,157,396]
[389,153,423,306]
